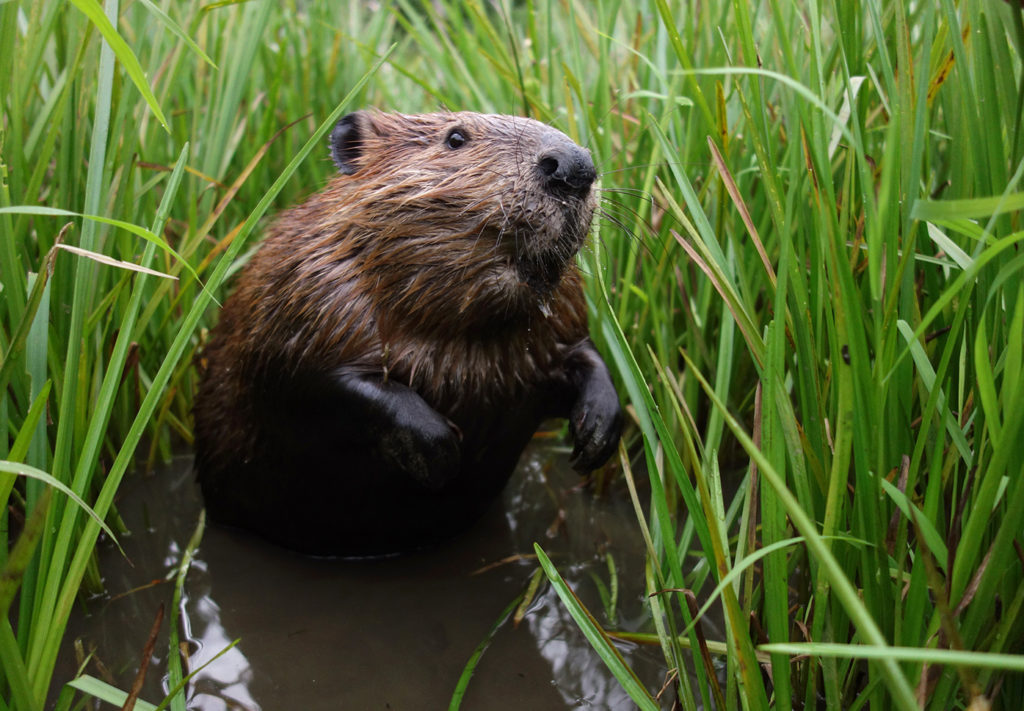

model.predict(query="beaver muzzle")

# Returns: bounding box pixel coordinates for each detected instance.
[504,142,596,297]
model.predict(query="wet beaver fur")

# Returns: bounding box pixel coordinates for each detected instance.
[193,110,622,555]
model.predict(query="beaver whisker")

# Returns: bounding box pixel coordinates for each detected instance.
[595,207,640,240]
[597,191,661,222]
[594,209,654,260]
[493,202,514,242]
[596,197,651,225]
[597,186,656,204]
[596,200,661,243]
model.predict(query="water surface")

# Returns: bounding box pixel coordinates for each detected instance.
[61,437,675,709]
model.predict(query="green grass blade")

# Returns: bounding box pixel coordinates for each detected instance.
[535,545,659,710]
[68,0,169,131]
[27,145,189,692]
[0,617,39,711]
[0,488,52,621]
[136,0,217,70]
[0,207,198,282]
[0,462,119,545]
[448,587,526,711]
[152,638,241,711]
[0,244,58,410]
[164,510,204,711]
[759,643,1024,672]
[912,192,1024,221]
[65,675,158,711]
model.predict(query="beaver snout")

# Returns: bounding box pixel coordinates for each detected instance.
[537,143,596,195]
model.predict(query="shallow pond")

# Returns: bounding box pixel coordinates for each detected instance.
[59,435,683,710]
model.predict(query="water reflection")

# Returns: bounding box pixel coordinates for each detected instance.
[60,441,673,710]
[527,584,638,708]
[176,558,260,710]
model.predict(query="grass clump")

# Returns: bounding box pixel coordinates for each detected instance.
[3,1,1024,709]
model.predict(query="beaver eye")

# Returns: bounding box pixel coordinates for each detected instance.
[445,129,468,149]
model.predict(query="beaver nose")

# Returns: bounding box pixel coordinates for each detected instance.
[538,145,596,194]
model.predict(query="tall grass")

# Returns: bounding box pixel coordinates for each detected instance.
[1,3,391,708]
[2,1,1023,709]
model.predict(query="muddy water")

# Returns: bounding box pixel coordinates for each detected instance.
[60,437,679,710]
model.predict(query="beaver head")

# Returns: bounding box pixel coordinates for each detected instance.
[318,111,597,330]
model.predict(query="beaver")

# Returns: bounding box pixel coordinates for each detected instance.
[193,110,622,556]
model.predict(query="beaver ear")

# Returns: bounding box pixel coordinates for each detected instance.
[330,112,364,175]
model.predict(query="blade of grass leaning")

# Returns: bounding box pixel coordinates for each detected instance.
[676,536,805,636]
[2,382,52,511]
[877,477,949,569]
[896,319,972,464]
[68,0,169,131]
[54,244,177,279]
[912,192,1024,222]
[0,207,199,283]
[610,629,774,664]
[706,136,776,287]
[136,0,217,70]
[0,462,118,545]
[152,638,242,711]
[448,587,526,711]
[137,119,304,336]
[0,237,60,418]
[759,643,1024,672]
[65,676,158,711]
[891,230,1024,364]
[535,544,658,710]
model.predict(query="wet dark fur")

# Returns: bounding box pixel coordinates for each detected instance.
[193,111,622,555]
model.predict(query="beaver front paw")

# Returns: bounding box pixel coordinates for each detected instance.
[379,402,462,490]
[568,376,623,473]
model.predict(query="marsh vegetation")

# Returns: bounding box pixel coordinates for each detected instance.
[3,0,1024,708]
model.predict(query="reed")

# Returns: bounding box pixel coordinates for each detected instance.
[2,1,1022,709]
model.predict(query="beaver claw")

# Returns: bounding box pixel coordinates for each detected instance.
[568,375,623,473]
